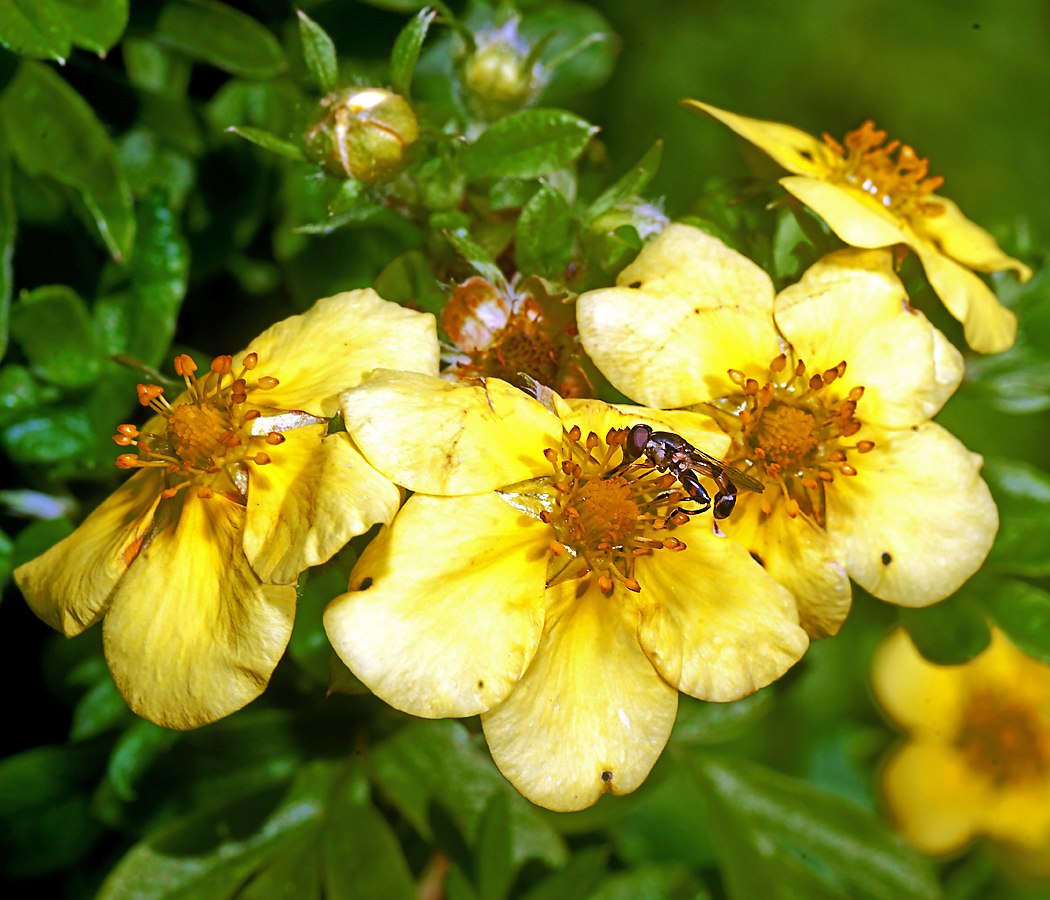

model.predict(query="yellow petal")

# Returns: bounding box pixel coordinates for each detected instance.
[242,427,400,585]
[103,492,296,729]
[870,628,964,736]
[324,492,548,718]
[722,494,851,639]
[340,371,561,494]
[635,519,808,701]
[829,423,997,607]
[774,248,963,427]
[916,196,1033,281]
[985,780,1050,849]
[481,579,678,812]
[681,100,836,177]
[238,289,440,417]
[882,740,987,855]
[576,224,780,407]
[780,175,909,248]
[909,239,1018,354]
[14,469,164,637]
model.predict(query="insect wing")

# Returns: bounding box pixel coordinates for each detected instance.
[685,447,764,494]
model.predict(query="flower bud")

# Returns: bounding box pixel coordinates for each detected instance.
[303,87,420,183]
[458,18,547,119]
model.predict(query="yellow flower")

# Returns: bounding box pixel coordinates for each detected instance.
[683,100,1033,354]
[873,627,1050,856]
[325,371,807,811]
[577,225,998,637]
[15,290,439,730]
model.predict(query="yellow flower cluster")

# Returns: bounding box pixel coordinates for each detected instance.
[15,103,1009,815]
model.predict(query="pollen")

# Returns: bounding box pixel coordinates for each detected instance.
[956,690,1050,785]
[542,426,695,596]
[110,352,290,505]
[704,354,873,527]
[823,121,945,220]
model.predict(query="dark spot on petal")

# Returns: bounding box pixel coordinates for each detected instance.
[628,281,642,289]
[799,150,812,161]
[356,576,373,590]
[881,552,892,566]
[477,679,484,689]
[601,770,614,783]
[750,550,765,567]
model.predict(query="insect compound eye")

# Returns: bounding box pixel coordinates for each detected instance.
[626,424,652,458]
[713,492,736,519]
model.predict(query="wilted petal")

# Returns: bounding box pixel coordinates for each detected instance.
[577,225,779,408]
[15,470,164,637]
[239,289,440,417]
[324,492,548,718]
[882,741,987,855]
[780,175,909,249]
[775,248,963,427]
[916,196,1032,281]
[829,423,997,607]
[910,239,1018,354]
[341,371,561,494]
[243,426,400,584]
[103,493,296,729]
[681,100,836,177]
[482,580,678,812]
[722,495,851,639]
[636,520,808,701]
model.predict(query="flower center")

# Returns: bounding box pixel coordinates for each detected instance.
[823,121,945,220]
[485,327,560,388]
[956,691,1050,786]
[112,352,286,504]
[704,354,874,526]
[503,425,691,596]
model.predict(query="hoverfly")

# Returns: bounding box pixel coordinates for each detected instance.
[617,423,764,520]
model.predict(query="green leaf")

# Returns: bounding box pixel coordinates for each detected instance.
[462,109,598,181]
[70,672,131,742]
[97,761,334,900]
[685,752,941,900]
[297,8,338,94]
[324,771,417,900]
[290,565,350,684]
[0,365,58,424]
[476,791,514,900]
[0,743,105,879]
[239,829,322,900]
[0,0,71,61]
[11,516,72,567]
[153,0,285,80]
[391,6,436,100]
[515,184,573,280]
[443,227,508,291]
[54,0,129,55]
[589,864,704,900]
[9,285,101,386]
[371,720,567,869]
[966,344,1050,414]
[671,688,774,745]
[227,125,307,162]
[586,140,662,221]
[982,458,1050,576]
[0,145,13,362]
[899,589,991,665]
[2,406,96,463]
[122,36,192,98]
[980,576,1050,664]
[107,719,180,801]
[518,846,608,900]
[1,60,135,261]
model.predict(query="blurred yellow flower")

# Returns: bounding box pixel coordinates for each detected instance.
[873,627,1050,856]
[683,100,1033,354]
[577,225,998,637]
[15,290,439,730]
[325,372,807,811]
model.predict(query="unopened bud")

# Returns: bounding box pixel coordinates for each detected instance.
[304,87,420,183]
